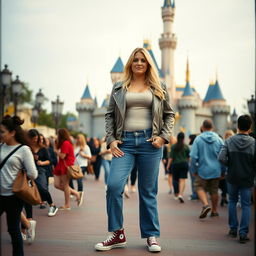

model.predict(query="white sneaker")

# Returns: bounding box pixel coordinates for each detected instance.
[27,220,36,244]
[21,232,27,241]
[147,237,161,252]
[48,205,58,217]
[178,195,184,203]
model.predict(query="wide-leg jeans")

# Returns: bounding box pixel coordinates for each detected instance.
[227,182,252,236]
[106,129,162,238]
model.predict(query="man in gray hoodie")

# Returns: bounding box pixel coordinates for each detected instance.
[218,115,255,243]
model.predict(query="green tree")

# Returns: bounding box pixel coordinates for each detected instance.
[20,83,33,104]
[37,110,55,128]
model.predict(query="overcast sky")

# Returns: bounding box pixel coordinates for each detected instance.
[2,0,255,115]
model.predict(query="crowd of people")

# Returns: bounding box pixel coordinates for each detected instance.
[162,116,255,245]
[0,115,117,256]
[0,45,255,256]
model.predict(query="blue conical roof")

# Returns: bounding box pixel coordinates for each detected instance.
[211,80,225,100]
[203,80,225,102]
[182,81,194,96]
[203,83,214,102]
[81,85,92,99]
[101,98,109,108]
[67,116,77,122]
[143,41,164,78]
[111,57,124,73]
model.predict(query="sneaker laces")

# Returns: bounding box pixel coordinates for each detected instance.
[104,232,117,243]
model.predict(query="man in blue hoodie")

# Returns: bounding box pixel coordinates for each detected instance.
[218,115,255,243]
[190,120,224,219]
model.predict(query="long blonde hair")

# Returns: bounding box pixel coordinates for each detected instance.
[121,48,165,100]
[75,133,86,150]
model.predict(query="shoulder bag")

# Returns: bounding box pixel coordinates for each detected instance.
[64,158,83,180]
[0,144,41,205]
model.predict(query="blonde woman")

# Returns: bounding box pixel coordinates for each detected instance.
[70,134,91,204]
[95,48,175,252]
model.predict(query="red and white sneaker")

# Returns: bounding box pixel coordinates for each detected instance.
[147,236,161,252]
[95,229,126,251]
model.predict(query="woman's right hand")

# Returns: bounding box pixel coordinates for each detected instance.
[110,140,124,158]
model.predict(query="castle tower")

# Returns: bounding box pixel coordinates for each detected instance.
[178,57,198,134]
[76,84,95,136]
[159,0,177,100]
[110,57,124,85]
[203,78,230,136]
[143,40,164,79]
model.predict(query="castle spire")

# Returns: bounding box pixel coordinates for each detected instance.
[186,56,190,83]
[163,0,174,8]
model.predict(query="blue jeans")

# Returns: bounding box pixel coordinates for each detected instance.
[102,159,111,185]
[227,182,252,236]
[107,129,162,238]
[189,168,198,199]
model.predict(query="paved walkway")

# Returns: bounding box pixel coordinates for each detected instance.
[1,166,254,256]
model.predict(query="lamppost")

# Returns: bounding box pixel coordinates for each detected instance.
[12,76,23,116]
[0,65,12,118]
[31,89,45,127]
[31,107,39,128]
[51,95,64,134]
[230,109,238,133]
[247,94,255,133]
[35,89,44,111]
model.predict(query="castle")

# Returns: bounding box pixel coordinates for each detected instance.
[73,0,232,139]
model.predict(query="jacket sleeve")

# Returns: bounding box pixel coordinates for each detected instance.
[22,146,38,180]
[218,141,229,166]
[105,84,117,148]
[159,84,175,143]
[189,139,199,174]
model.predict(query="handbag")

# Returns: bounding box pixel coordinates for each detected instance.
[64,160,83,179]
[12,170,42,205]
[0,144,42,205]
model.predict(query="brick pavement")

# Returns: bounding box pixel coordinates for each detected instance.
[1,167,254,256]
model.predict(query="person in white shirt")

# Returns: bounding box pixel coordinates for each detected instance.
[69,133,91,205]
[0,115,38,256]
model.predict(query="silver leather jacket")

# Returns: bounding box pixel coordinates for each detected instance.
[105,82,175,148]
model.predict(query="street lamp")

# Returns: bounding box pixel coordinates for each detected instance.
[230,109,238,132]
[247,94,255,133]
[12,75,23,116]
[35,89,44,111]
[31,107,39,128]
[0,64,12,118]
[51,95,64,134]
[31,89,45,127]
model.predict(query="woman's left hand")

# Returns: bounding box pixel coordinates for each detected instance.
[147,136,165,148]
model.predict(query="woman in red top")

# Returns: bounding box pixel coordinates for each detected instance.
[53,128,81,210]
